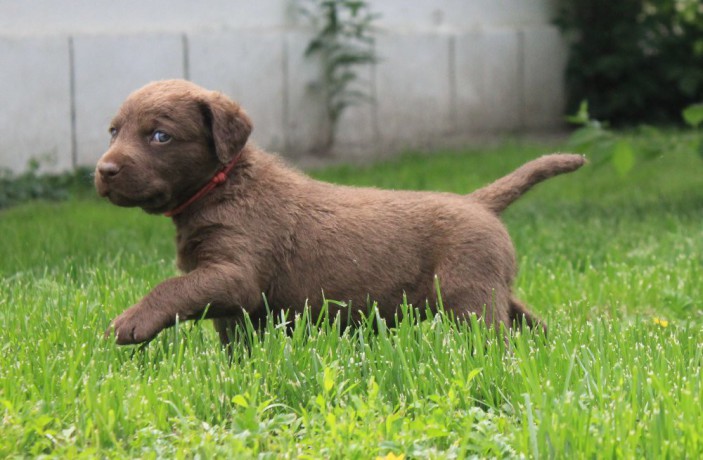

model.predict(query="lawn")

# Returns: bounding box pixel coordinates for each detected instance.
[0,141,701,458]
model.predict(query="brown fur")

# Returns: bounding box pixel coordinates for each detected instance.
[95,79,585,345]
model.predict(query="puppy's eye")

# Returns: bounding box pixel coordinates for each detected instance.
[109,127,118,138]
[151,131,172,144]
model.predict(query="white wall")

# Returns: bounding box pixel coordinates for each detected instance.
[0,0,566,172]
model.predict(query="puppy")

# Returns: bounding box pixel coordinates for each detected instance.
[95,79,584,345]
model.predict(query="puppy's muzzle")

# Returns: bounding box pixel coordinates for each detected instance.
[96,161,122,180]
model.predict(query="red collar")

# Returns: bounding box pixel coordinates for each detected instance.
[164,153,242,218]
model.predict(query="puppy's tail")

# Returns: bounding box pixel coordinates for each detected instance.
[468,153,586,214]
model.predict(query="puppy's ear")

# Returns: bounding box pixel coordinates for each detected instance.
[202,92,253,163]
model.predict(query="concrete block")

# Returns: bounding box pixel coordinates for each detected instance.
[0,0,291,36]
[451,32,483,133]
[374,32,452,149]
[284,31,329,157]
[473,0,556,26]
[523,26,568,129]
[188,30,286,153]
[373,0,554,31]
[455,29,522,132]
[0,36,73,173]
[332,60,376,155]
[72,33,184,167]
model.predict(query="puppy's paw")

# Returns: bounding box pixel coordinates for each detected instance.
[105,304,171,345]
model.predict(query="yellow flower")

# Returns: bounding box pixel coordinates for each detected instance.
[375,453,405,460]
[653,317,669,327]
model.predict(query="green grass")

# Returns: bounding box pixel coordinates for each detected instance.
[1,141,702,458]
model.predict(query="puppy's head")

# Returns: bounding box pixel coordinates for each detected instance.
[95,79,252,214]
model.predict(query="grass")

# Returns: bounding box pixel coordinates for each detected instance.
[1,141,702,458]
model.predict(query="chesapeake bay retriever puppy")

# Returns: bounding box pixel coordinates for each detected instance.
[95,79,585,345]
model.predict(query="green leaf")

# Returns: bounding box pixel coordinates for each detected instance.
[566,100,590,125]
[566,125,610,152]
[611,140,635,177]
[466,367,483,385]
[323,367,335,393]
[232,394,249,408]
[682,104,703,128]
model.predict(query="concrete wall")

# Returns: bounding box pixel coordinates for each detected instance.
[0,0,566,172]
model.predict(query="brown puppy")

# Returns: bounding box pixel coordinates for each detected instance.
[96,79,585,345]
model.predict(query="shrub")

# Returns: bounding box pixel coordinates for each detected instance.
[0,161,94,210]
[566,100,703,176]
[555,0,703,126]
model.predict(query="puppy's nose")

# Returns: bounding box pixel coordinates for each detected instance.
[97,161,122,179]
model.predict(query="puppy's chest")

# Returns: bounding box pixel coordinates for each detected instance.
[176,252,195,273]
[175,241,199,273]
[174,228,214,273]
[174,224,247,273]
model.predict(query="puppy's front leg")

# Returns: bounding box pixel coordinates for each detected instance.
[106,264,259,345]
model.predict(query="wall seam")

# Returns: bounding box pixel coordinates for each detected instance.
[182,33,190,80]
[282,34,290,153]
[448,34,457,133]
[517,28,526,130]
[370,38,380,144]
[68,36,77,168]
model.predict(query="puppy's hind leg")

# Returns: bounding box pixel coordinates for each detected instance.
[213,317,239,347]
[213,309,270,361]
[509,296,547,336]
[212,316,244,363]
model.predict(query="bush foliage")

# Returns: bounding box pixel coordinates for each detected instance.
[566,100,703,176]
[0,162,93,210]
[555,0,703,125]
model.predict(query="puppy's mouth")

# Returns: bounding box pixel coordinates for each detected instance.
[95,169,174,213]
[112,192,172,214]
[97,182,170,213]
